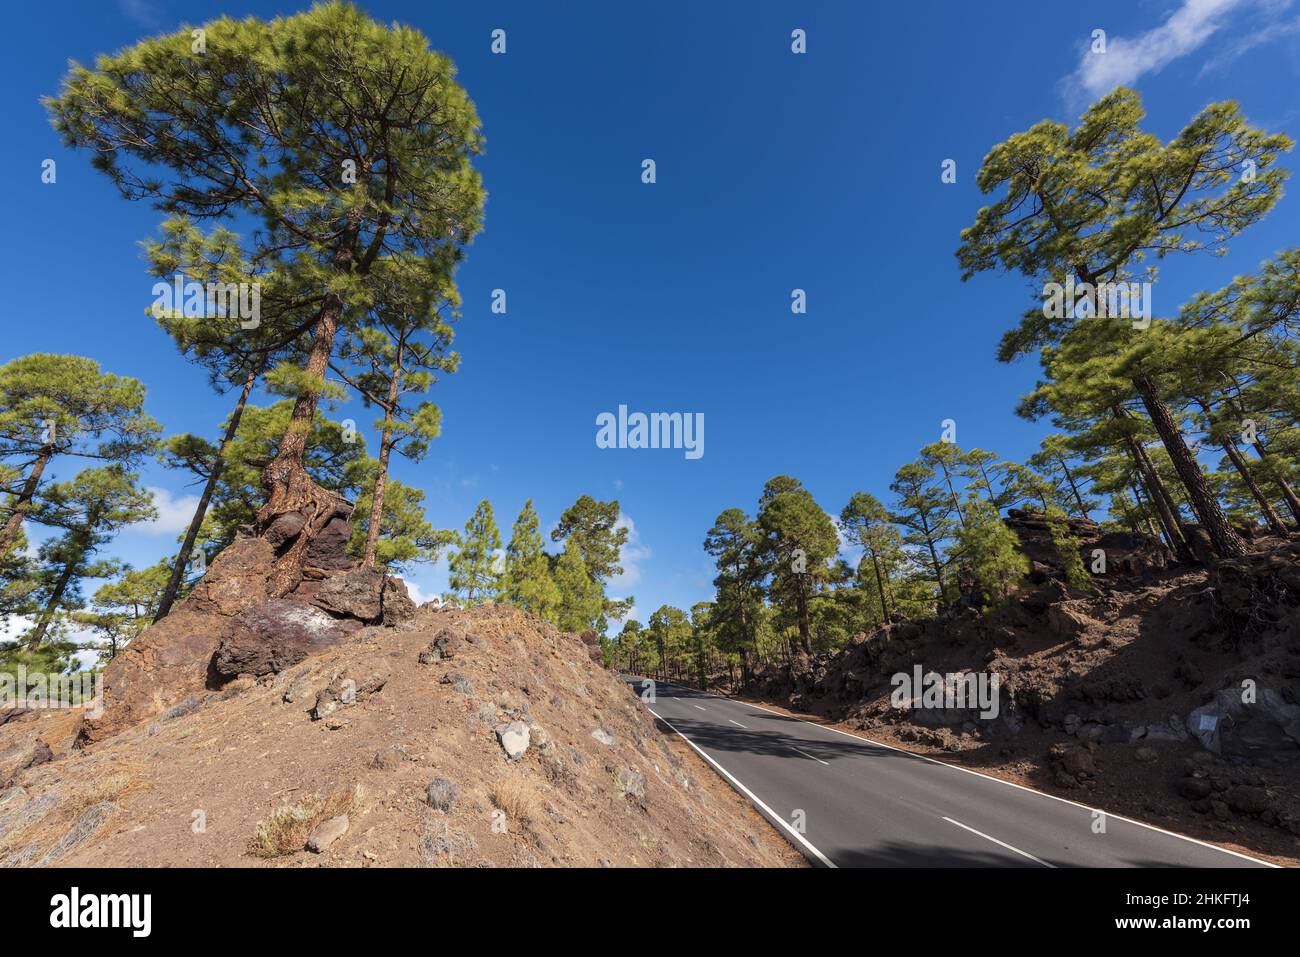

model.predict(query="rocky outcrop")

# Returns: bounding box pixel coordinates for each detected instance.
[212,600,362,680]
[77,535,278,745]
[79,517,416,746]
[1004,508,1169,579]
[309,566,415,625]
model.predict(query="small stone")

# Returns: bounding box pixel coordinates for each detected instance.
[1134,746,1158,763]
[591,728,615,746]
[306,814,349,853]
[495,721,530,760]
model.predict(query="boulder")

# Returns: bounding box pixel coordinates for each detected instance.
[418,628,463,664]
[305,516,353,571]
[495,720,530,760]
[577,630,604,666]
[1046,601,1097,639]
[212,600,360,680]
[264,510,306,549]
[1186,687,1300,766]
[311,567,414,625]
[305,814,348,853]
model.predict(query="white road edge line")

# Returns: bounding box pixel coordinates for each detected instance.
[648,706,836,868]
[694,705,707,711]
[790,746,829,766]
[636,680,1278,869]
[943,816,1056,868]
[729,719,748,729]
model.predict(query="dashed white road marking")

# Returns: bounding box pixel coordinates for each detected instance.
[790,746,829,766]
[728,719,748,729]
[942,816,1055,868]
[694,705,706,711]
[726,693,1276,868]
[648,706,836,868]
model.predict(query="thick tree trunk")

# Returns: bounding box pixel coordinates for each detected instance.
[256,223,364,596]
[1132,373,1245,558]
[0,444,54,558]
[257,295,352,596]
[154,367,258,622]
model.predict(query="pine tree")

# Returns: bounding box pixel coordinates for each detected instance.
[550,495,630,626]
[551,538,603,632]
[958,88,1291,558]
[22,466,156,649]
[889,461,959,610]
[334,273,459,569]
[756,477,839,655]
[502,500,561,619]
[346,467,456,574]
[0,355,159,558]
[448,500,502,605]
[703,508,765,682]
[48,2,487,592]
[952,498,1028,606]
[839,492,907,621]
[72,561,171,661]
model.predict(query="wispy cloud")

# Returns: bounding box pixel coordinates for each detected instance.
[610,511,649,590]
[1063,0,1245,104]
[132,486,199,536]
[117,0,162,29]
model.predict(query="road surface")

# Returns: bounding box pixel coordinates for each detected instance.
[627,677,1274,868]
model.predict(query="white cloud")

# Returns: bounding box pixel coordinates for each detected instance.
[401,577,431,605]
[0,614,33,644]
[1200,9,1300,74]
[610,511,649,590]
[1063,0,1244,103]
[133,486,200,536]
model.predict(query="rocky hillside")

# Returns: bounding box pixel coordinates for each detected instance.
[0,531,802,868]
[745,513,1300,864]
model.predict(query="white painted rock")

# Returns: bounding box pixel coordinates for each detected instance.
[495,721,530,760]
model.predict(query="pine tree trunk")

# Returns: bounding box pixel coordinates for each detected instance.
[1118,415,1192,562]
[1132,373,1245,558]
[1252,437,1300,526]
[868,547,889,620]
[795,581,812,655]
[1222,439,1287,536]
[363,352,405,569]
[154,367,258,622]
[257,229,360,596]
[0,444,54,558]
[26,550,80,649]
[1059,456,1091,519]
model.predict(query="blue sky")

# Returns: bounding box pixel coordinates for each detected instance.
[3,0,1299,633]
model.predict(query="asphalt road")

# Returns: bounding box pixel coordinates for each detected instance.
[627,677,1275,869]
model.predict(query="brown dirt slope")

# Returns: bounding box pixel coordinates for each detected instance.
[0,603,803,868]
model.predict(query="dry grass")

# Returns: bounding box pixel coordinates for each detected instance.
[248,783,362,858]
[490,775,536,825]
